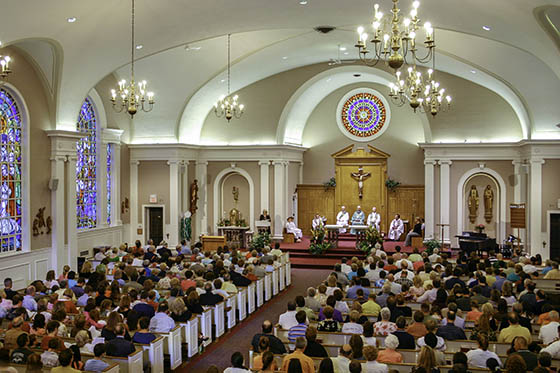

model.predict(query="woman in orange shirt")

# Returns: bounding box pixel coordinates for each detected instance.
[466,299,483,321]
[376,334,403,363]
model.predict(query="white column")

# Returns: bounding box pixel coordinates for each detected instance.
[259,161,270,215]
[529,158,545,258]
[111,143,122,226]
[182,161,190,214]
[195,161,208,236]
[98,141,109,228]
[299,161,304,185]
[439,159,452,244]
[512,160,526,246]
[284,161,290,218]
[51,155,66,274]
[66,155,78,269]
[273,161,285,240]
[130,160,139,243]
[168,160,180,247]
[424,160,436,240]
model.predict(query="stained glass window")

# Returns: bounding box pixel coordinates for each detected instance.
[106,143,111,225]
[76,98,97,229]
[0,89,22,252]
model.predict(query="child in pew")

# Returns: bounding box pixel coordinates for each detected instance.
[84,343,110,372]
[41,338,60,368]
[132,316,156,344]
[10,333,33,364]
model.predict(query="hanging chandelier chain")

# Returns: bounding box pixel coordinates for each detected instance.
[214,33,244,122]
[227,34,231,96]
[131,0,135,80]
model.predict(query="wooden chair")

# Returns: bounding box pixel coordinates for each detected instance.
[411,236,424,248]
[282,228,295,243]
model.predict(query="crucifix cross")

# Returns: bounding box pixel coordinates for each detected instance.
[350,166,371,199]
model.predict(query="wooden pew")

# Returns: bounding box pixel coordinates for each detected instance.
[134,335,165,373]
[279,265,286,291]
[199,307,213,347]
[256,278,264,307]
[248,282,256,314]
[264,273,272,301]
[238,286,248,321]
[226,293,237,330]
[213,301,226,338]
[177,315,199,358]
[103,349,144,373]
[285,261,292,286]
[272,268,279,296]
[153,324,182,370]
[0,362,120,373]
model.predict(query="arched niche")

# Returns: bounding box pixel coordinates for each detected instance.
[457,168,506,244]
[212,166,255,232]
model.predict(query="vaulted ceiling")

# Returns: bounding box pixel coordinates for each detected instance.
[3,0,560,143]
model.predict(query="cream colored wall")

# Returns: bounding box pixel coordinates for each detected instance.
[543,159,560,228]
[427,72,522,142]
[137,161,170,224]
[302,82,425,185]
[7,48,53,250]
[222,174,250,223]
[120,144,130,224]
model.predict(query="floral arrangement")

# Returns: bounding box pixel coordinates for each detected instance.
[476,224,485,229]
[217,218,231,227]
[217,218,248,227]
[424,239,441,255]
[308,225,333,255]
[250,232,271,250]
[385,178,401,192]
[358,226,383,255]
[323,177,336,189]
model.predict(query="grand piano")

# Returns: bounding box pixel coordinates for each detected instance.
[455,231,497,256]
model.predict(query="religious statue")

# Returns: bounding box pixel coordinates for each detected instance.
[351,166,371,199]
[484,185,494,223]
[229,208,240,225]
[180,211,192,241]
[46,216,52,234]
[189,179,199,215]
[468,185,479,224]
[33,207,46,235]
[232,186,239,204]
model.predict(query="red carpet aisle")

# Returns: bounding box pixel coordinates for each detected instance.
[177,268,331,373]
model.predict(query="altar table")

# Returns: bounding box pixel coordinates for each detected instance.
[324,224,369,248]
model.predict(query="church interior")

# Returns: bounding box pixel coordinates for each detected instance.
[1,1,560,372]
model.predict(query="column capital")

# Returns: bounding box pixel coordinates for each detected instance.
[167,159,182,166]
[512,159,525,166]
[272,160,284,166]
[130,160,140,166]
[438,159,453,166]
[50,155,67,162]
[258,160,271,166]
[196,160,208,166]
[67,155,78,163]
[424,160,437,166]
[182,160,190,166]
[529,158,545,165]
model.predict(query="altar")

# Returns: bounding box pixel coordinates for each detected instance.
[325,224,369,248]
[217,226,251,248]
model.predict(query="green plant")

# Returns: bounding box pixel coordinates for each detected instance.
[358,226,383,255]
[308,225,333,255]
[424,239,441,255]
[217,218,231,227]
[250,232,271,250]
[323,177,336,189]
[385,178,401,192]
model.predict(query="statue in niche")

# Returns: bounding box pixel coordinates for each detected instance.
[484,185,494,223]
[468,185,479,224]
[350,166,371,199]
[190,179,199,215]
[232,186,239,204]
[32,220,39,236]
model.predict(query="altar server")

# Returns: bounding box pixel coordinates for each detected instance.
[336,206,350,233]
[350,206,365,234]
[286,216,302,242]
[388,214,404,241]
[312,214,325,230]
[367,207,381,231]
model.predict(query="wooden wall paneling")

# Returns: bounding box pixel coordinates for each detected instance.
[387,186,425,228]
[296,185,335,236]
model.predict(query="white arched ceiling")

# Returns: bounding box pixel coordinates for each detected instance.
[2,0,560,140]
[276,65,431,146]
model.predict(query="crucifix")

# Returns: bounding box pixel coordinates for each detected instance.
[351,166,371,199]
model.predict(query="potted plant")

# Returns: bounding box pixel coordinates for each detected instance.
[424,239,441,255]
[358,226,383,255]
[385,178,401,192]
[250,232,271,250]
[308,226,333,255]
[476,224,485,234]
[323,177,336,190]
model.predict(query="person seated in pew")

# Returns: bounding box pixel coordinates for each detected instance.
[199,282,224,306]
[41,338,60,368]
[102,312,131,341]
[416,346,440,373]
[169,297,193,322]
[84,343,110,372]
[362,346,388,373]
[251,320,287,355]
[296,295,317,321]
[304,326,329,358]
[506,336,538,371]
[417,320,446,351]
[466,334,502,369]
[51,349,80,373]
[305,287,321,312]
[288,311,308,343]
[498,312,532,343]
[436,311,466,340]
[376,334,403,363]
[342,310,364,335]
[537,351,553,372]
[538,310,560,345]
[373,307,397,336]
[10,333,33,364]
[406,311,428,338]
[132,316,156,344]
[281,337,315,373]
[41,320,66,351]
[362,293,381,317]
[392,316,415,350]
[253,337,279,371]
[105,323,136,358]
[149,301,175,333]
[317,306,340,332]
[330,344,353,373]
[132,290,156,319]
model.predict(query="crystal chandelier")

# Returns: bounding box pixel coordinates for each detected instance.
[110,0,154,118]
[388,63,451,116]
[354,0,435,71]
[0,42,13,83]
[214,34,244,122]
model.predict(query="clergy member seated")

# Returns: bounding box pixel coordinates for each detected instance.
[367,207,381,231]
[350,206,365,234]
[388,214,404,241]
[336,206,350,233]
[286,217,302,242]
[404,217,423,247]
[312,214,325,230]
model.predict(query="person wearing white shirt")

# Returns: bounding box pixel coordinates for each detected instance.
[341,259,352,274]
[388,214,404,240]
[336,206,350,233]
[363,345,388,373]
[94,248,106,261]
[312,214,325,229]
[395,269,414,281]
[428,248,441,263]
[148,303,176,332]
[539,311,560,345]
[542,339,560,358]
[417,284,439,303]
[395,258,413,271]
[285,217,302,242]
[132,256,143,267]
[331,344,352,373]
[466,335,502,368]
[367,207,381,231]
[278,302,298,330]
[341,311,363,334]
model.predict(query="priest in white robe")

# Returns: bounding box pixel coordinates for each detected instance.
[350,206,366,234]
[312,214,325,230]
[336,206,350,233]
[388,214,404,241]
[286,216,302,242]
[367,207,381,231]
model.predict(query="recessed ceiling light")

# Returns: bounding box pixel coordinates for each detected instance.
[184,45,202,51]
[67,17,77,23]
[299,0,308,4]
[282,56,288,60]
[470,70,477,74]
[339,47,347,51]
[482,25,491,31]
[343,52,349,55]
[220,79,226,83]
[135,44,143,50]
[326,78,331,82]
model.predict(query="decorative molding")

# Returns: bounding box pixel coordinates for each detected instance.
[45,130,84,157]
[212,166,255,233]
[101,128,124,144]
[420,140,560,160]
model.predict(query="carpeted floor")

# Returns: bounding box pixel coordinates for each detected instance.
[177,268,331,373]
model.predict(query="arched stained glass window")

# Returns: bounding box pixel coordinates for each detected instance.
[76,98,97,229]
[106,143,112,225]
[0,89,22,252]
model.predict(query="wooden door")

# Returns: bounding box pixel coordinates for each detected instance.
[148,207,164,244]
[297,185,335,236]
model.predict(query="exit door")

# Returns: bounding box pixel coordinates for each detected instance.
[146,207,164,245]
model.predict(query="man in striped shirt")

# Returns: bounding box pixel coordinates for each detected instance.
[288,310,308,343]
